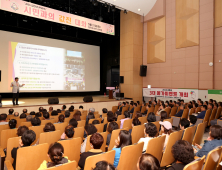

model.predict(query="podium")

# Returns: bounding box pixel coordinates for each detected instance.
[106,87,115,99]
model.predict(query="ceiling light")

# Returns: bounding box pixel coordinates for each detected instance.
[138,9,141,11]
[124,10,127,14]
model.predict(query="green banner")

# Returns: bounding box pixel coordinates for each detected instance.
[208,90,222,95]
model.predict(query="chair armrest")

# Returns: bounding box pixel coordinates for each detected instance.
[4,160,14,170]
[0,147,5,157]
[194,156,199,160]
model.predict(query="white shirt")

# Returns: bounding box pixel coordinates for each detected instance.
[138,137,153,152]
[0,122,8,125]
[10,81,23,93]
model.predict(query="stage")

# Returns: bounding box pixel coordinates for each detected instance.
[0,95,126,115]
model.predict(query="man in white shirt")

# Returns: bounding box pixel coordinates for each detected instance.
[0,114,8,125]
[10,77,25,105]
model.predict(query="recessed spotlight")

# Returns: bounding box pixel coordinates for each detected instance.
[138,9,141,11]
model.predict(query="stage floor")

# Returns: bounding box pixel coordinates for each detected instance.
[1,95,116,108]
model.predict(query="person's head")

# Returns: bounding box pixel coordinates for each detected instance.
[133,103,137,107]
[179,118,190,130]
[30,111,36,115]
[65,125,75,138]
[116,130,132,149]
[90,133,104,149]
[213,100,217,104]
[122,102,126,106]
[180,105,185,111]
[51,110,58,116]
[26,115,33,122]
[197,98,201,104]
[172,140,194,165]
[102,108,108,114]
[15,77,19,82]
[204,101,208,106]
[9,119,17,129]
[93,161,115,170]
[49,107,53,112]
[69,107,74,112]
[137,153,160,170]
[135,111,142,118]
[73,111,81,121]
[107,122,119,133]
[14,112,19,117]
[147,112,156,123]
[17,125,29,136]
[176,102,181,107]
[201,105,207,111]
[58,114,65,123]
[43,112,50,119]
[137,101,140,105]
[64,110,70,118]
[144,123,157,137]
[79,105,83,109]
[20,113,27,119]
[47,143,65,168]
[188,115,197,125]
[88,112,95,120]
[22,109,28,114]
[132,118,141,127]
[62,105,66,110]
[69,118,78,128]
[209,125,222,140]
[9,108,14,115]
[20,130,36,147]
[160,121,172,135]
[107,111,116,122]
[160,111,167,122]
[39,107,43,112]
[124,111,130,118]
[31,117,41,126]
[214,103,218,110]
[0,114,7,122]
[199,101,203,106]
[43,122,55,132]
[85,124,97,136]
[218,102,222,107]
[126,101,129,105]
[209,99,213,103]
[89,108,95,113]
[92,120,100,125]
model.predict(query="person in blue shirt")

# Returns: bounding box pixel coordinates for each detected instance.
[175,105,184,117]
[112,130,132,167]
[196,105,207,119]
[194,125,222,157]
[129,103,137,114]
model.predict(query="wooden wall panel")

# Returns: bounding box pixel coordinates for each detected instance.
[176,0,199,48]
[147,16,166,64]
[215,0,222,28]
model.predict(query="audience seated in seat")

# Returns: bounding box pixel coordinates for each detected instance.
[38,142,70,170]
[74,111,82,121]
[138,122,157,152]
[43,112,50,120]
[146,112,156,123]
[69,118,78,128]
[43,122,55,132]
[188,115,197,127]
[86,112,94,124]
[0,113,8,125]
[9,119,17,129]
[175,105,185,117]
[79,105,83,112]
[112,130,132,167]
[194,125,222,157]
[93,161,115,170]
[30,111,36,116]
[196,105,207,119]
[57,114,65,123]
[159,121,172,149]
[12,130,36,170]
[137,153,160,170]
[129,118,141,134]
[156,104,166,116]
[60,125,74,140]
[51,110,58,116]
[120,111,130,129]
[31,117,41,126]
[107,122,119,146]
[35,112,41,117]
[14,112,19,117]
[167,140,194,170]
[20,113,27,119]
[103,111,117,132]
[78,133,104,170]
[61,105,66,111]
[129,103,137,114]
[81,124,97,153]
[92,120,100,125]
[135,111,142,119]
[8,108,14,115]
[64,110,70,118]
[160,111,168,122]
[17,125,29,136]
[180,118,190,130]
[26,115,33,122]
[39,107,44,113]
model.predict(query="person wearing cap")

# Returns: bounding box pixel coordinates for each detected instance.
[159,121,172,149]
[10,77,25,105]
[174,105,185,117]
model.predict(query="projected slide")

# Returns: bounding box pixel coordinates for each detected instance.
[10,42,85,91]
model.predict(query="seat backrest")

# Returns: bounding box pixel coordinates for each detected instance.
[80,115,87,120]
[106,121,121,133]
[6,137,21,164]
[94,123,104,133]
[84,150,116,170]
[181,109,189,119]
[16,143,49,170]
[112,106,118,114]
[1,128,18,149]
[141,106,146,114]
[164,118,173,124]
[108,128,129,151]
[0,124,9,145]
[131,124,145,144]
[189,108,195,116]
[118,142,144,170]
[41,119,56,125]
[20,121,32,127]
[39,130,61,145]
[170,107,177,117]
[182,125,196,144]
[165,107,171,118]
[16,119,27,128]
[46,161,77,170]
[215,107,222,119]
[196,107,201,113]
[138,116,147,125]
[152,121,160,136]
[77,120,86,128]
[133,107,141,117]
[122,106,129,115]
[146,135,166,162]
[183,156,205,170]
[203,146,222,170]
[154,105,160,114]
[54,122,68,136]
[160,130,184,167]
[147,107,154,115]
[208,108,217,126]
[122,119,133,129]
[94,114,100,119]
[102,113,107,118]
[51,115,59,121]
[73,127,84,140]
[29,125,45,145]
[58,138,81,166]
[155,115,161,121]
[89,118,102,124]
[192,122,207,145]
[117,115,125,122]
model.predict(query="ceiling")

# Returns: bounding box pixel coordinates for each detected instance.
[101,0,157,15]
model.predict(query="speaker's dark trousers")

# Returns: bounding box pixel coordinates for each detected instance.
[12,92,19,105]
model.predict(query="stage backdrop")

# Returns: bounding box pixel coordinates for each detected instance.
[0,30,100,93]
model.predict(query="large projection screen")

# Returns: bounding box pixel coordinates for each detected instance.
[0,30,100,92]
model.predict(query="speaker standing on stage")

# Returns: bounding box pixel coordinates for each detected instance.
[10,77,25,105]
